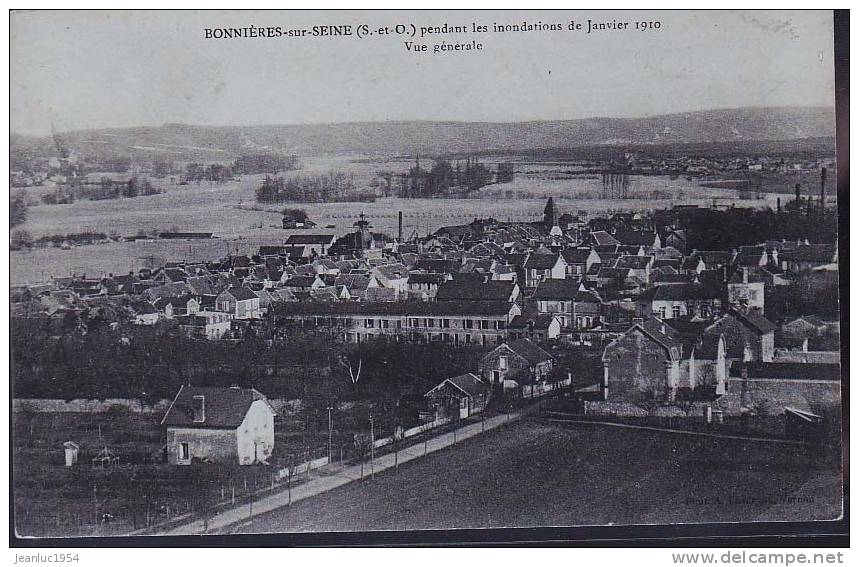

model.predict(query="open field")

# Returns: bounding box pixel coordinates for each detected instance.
[230,420,842,533]
[11,154,787,283]
[11,404,382,537]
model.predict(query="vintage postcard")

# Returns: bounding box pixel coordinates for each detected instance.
[9,10,844,541]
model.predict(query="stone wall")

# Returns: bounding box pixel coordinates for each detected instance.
[712,378,841,415]
[166,427,237,465]
[603,329,672,401]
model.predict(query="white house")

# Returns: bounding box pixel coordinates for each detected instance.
[216,287,261,319]
[161,386,277,466]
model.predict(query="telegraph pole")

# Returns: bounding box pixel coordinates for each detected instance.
[327,405,334,465]
[369,414,375,480]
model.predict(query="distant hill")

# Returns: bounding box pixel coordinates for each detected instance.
[11,106,836,161]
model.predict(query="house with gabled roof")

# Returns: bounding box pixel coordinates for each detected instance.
[131,301,159,325]
[602,318,683,402]
[614,230,661,250]
[727,267,766,312]
[614,254,654,284]
[589,230,621,247]
[215,286,261,319]
[646,283,723,320]
[523,253,567,288]
[406,272,448,300]
[369,263,410,293]
[704,309,776,362]
[161,386,277,465]
[665,229,689,254]
[283,274,326,292]
[425,373,492,420]
[562,247,601,277]
[507,313,562,342]
[478,338,555,388]
[284,234,336,256]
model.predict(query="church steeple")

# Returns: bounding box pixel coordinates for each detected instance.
[543,196,558,227]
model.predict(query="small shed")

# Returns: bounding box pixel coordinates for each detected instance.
[784,407,824,440]
[63,441,80,467]
[425,373,491,420]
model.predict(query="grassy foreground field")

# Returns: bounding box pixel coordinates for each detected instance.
[231,420,842,533]
[11,405,381,537]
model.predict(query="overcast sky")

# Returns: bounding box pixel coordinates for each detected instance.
[11,10,835,136]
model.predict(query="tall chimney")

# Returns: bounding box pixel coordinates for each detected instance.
[398,211,403,242]
[795,183,801,205]
[776,197,781,214]
[820,167,827,213]
[192,395,206,423]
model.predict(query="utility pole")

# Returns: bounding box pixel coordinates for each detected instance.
[369,414,375,480]
[327,405,334,465]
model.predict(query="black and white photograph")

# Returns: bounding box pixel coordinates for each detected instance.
[8,9,847,545]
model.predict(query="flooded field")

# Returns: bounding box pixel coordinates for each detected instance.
[11,155,781,284]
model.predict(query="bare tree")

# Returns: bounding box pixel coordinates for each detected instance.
[338,352,363,386]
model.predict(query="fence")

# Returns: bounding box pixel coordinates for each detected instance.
[275,447,330,480]
[13,397,303,416]
[521,377,571,399]
[13,398,172,414]
[403,417,451,439]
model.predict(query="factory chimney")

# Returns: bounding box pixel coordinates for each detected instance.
[794,183,801,206]
[398,211,403,242]
[820,167,827,214]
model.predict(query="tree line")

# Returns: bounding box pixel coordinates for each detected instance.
[11,317,487,420]
[256,171,374,203]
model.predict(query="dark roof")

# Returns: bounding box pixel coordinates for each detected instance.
[785,315,826,328]
[335,274,371,289]
[614,231,658,246]
[652,284,721,301]
[562,248,595,264]
[524,253,562,270]
[681,256,704,270]
[653,273,694,285]
[508,314,557,330]
[131,301,158,315]
[696,331,724,359]
[731,362,841,381]
[414,258,462,274]
[158,232,214,239]
[654,258,682,269]
[285,234,335,245]
[792,244,836,263]
[223,287,258,301]
[634,318,683,359]
[696,251,733,264]
[617,245,644,255]
[598,267,631,279]
[161,386,272,428]
[427,373,491,398]
[576,288,603,303]
[532,279,580,300]
[734,309,777,334]
[273,300,516,317]
[505,338,554,365]
[590,231,620,246]
[436,279,516,302]
[614,255,652,270]
[284,275,318,288]
[258,245,289,256]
